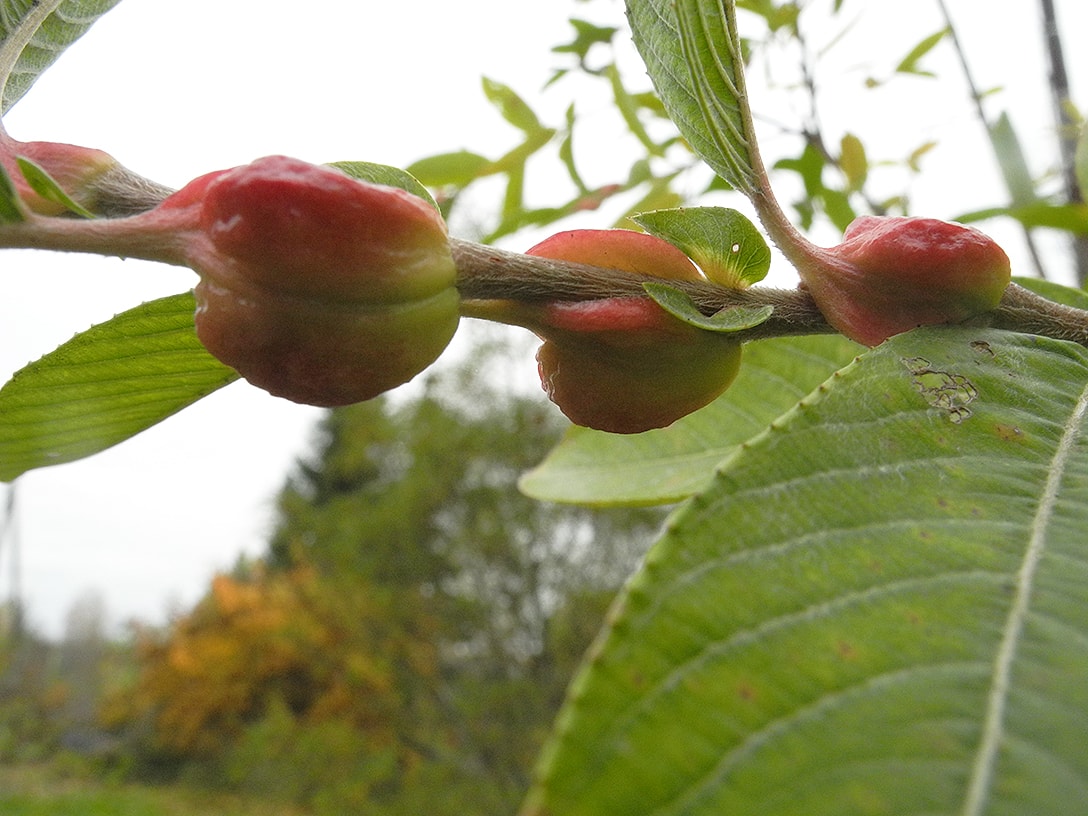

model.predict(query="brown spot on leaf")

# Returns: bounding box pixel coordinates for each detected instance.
[994,424,1025,443]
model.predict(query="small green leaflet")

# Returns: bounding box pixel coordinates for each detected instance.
[406,150,493,189]
[643,282,772,333]
[16,155,94,217]
[1075,123,1088,207]
[634,206,771,287]
[482,76,546,135]
[0,160,24,221]
[329,160,439,211]
[893,27,949,76]
[552,18,618,64]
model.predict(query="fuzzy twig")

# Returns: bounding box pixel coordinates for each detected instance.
[451,239,1088,347]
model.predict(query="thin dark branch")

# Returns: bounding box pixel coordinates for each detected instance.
[936,0,1049,280]
[1038,0,1088,285]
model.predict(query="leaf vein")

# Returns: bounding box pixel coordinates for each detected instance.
[960,377,1088,815]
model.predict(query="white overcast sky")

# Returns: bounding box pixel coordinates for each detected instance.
[1,0,1085,637]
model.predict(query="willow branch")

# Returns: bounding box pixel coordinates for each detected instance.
[451,239,1088,347]
[452,238,833,342]
[1,215,1087,348]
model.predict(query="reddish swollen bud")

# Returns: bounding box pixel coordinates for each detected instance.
[0,136,119,216]
[521,229,742,434]
[800,216,1011,346]
[172,156,458,406]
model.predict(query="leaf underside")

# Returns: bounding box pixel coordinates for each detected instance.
[0,292,238,481]
[524,326,1088,815]
[627,0,756,191]
[1,0,123,114]
[520,334,862,506]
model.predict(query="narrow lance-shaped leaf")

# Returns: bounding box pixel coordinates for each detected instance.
[0,158,24,221]
[990,112,1038,207]
[558,103,588,193]
[607,62,666,158]
[482,76,547,135]
[0,292,238,481]
[894,27,949,76]
[628,0,760,193]
[523,326,1088,815]
[1,0,123,113]
[16,154,94,217]
[1074,122,1088,204]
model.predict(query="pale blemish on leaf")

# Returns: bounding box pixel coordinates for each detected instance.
[902,356,978,423]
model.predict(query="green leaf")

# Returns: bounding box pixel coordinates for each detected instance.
[907,139,938,172]
[482,76,546,135]
[16,154,93,217]
[0,160,25,222]
[990,112,1038,207]
[634,206,771,287]
[643,282,772,332]
[405,150,493,189]
[838,132,868,192]
[606,62,665,158]
[1007,201,1088,235]
[617,179,683,227]
[1013,275,1088,310]
[558,103,588,193]
[525,326,1088,815]
[736,0,800,32]
[775,140,826,200]
[553,17,617,63]
[893,27,949,76]
[519,334,861,505]
[328,161,438,211]
[0,292,238,481]
[1076,124,1088,207]
[628,0,760,193]
[1,0,122,114]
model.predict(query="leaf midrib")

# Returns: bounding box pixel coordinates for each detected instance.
[0,0,63,103]
[960,377,1088,815]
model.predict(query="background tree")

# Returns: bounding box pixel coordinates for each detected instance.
[105,332,664,814]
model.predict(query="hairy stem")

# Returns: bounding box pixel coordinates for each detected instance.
[451,239,1088,347]
[1,214,1087,348]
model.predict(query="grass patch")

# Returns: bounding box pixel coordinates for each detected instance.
[0,763,309,816]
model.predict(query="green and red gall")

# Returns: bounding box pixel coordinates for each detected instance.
[515,229,743,434]
[794,215,1012,347]
[156,155,460,406]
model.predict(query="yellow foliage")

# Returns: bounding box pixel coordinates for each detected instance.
[105,562,442,761]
